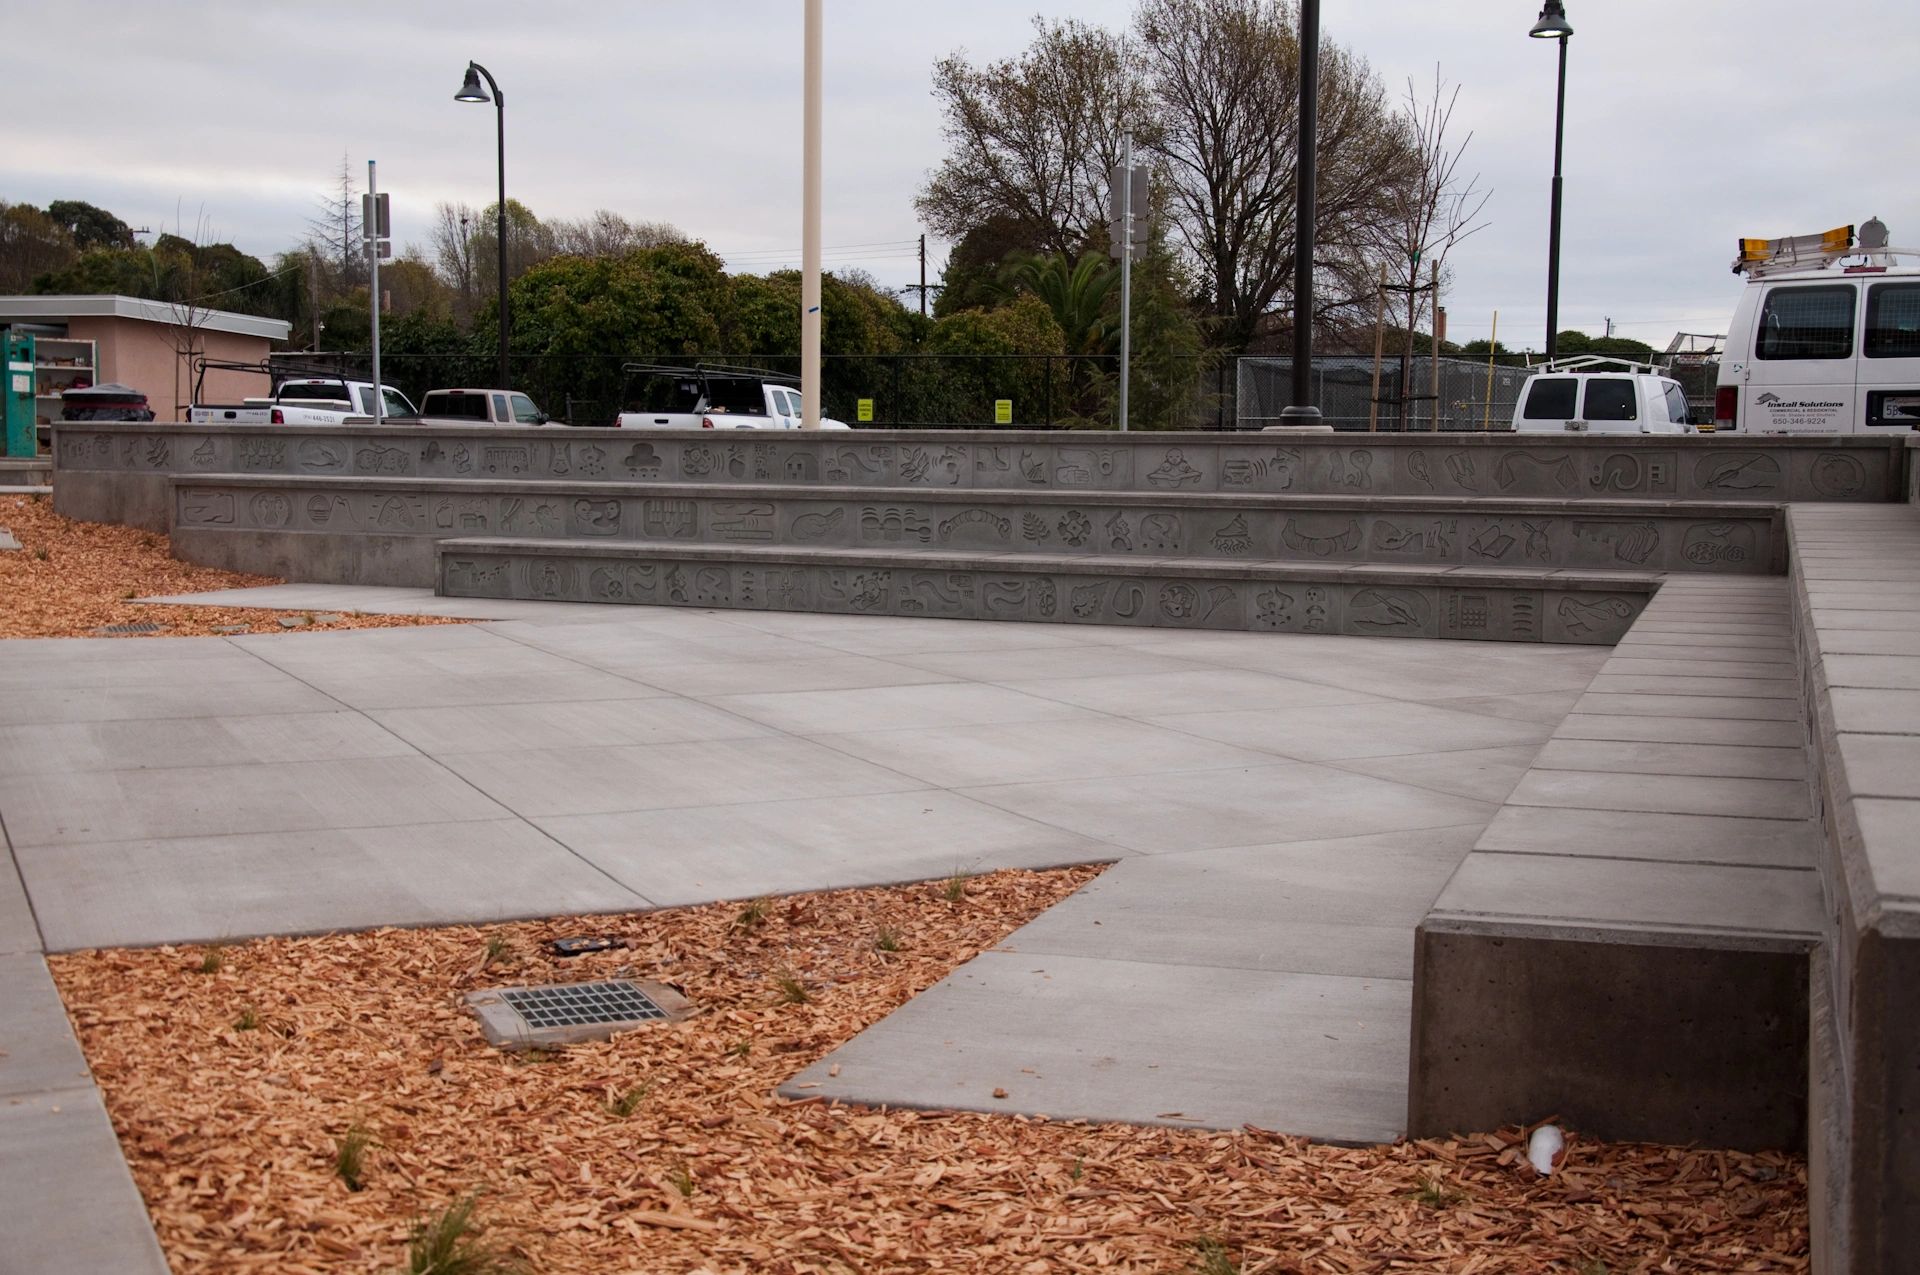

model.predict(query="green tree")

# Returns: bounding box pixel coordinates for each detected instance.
[1554,330,1655,360]
[45,200,135,251]
[475,241,733,421]
[0,203,77,292]
[924,295,1071,425]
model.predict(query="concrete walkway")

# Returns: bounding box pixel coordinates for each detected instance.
[1,586,1609,1262]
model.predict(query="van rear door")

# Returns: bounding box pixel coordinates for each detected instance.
[1745,282,1857,433]
[1860,279,1920,431]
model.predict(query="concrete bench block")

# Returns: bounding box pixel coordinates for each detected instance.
[1409,922,1811,1150]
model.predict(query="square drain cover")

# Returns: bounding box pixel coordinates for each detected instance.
[465,978,691,1049]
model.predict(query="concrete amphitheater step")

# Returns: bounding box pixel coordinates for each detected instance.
[161,473,1783,587]
[432,535,1662,644]
[1407,575,1822,1150]
[54,423,1906,534]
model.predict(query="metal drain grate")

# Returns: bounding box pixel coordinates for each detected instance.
[466,977,691,1049]
[499,980,667,1029]
[93,622,165,635]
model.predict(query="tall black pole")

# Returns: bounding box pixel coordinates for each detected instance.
[1279,0,1322,425]
[1545,34,1566,360]
[456,62,509,387]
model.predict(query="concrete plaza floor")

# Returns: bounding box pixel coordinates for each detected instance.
[1,586,1610,1265]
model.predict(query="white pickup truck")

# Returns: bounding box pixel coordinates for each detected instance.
[615,364,849,430]
[189,377,417,426]
[414,387,551,426]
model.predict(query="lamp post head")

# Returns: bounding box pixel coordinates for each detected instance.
[455,64,491,103]
[1529,0,1572,38]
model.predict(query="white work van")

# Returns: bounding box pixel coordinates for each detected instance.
[1512,358,1693,435]
[1714,218,1920,434]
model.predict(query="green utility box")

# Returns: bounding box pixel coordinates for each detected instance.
[3,333,35,457]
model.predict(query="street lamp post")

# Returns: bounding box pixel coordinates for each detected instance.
[1530,1,1572,361]
[1277,0,1323,426]
[455,62,510,390]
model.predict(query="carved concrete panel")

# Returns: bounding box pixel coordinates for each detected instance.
[435,544,1652,645]
[167,474,1777,576]
[61,422,1900,504]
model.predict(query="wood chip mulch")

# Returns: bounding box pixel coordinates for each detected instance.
[0,491,461,638]
[49,867,1807,1273]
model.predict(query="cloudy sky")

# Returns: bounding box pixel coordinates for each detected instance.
[3,1,1912,352]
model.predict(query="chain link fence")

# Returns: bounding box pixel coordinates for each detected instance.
[277,348,1720,432]
[1236,355,1536,432]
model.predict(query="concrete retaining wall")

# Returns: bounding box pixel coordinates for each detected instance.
[1786,502,1920,1272]
[162,474,1784,584]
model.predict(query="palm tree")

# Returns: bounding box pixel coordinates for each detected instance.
[997,251,1120,356]
[997,251,1123,422]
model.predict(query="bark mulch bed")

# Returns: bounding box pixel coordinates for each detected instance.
[0,491,460,638]
[49,867,1806,1273]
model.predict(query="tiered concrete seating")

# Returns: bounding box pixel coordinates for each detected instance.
[51,424,1901,644]
[1409,576,1822,1149]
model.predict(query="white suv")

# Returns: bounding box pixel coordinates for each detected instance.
[1512,358,1695,435]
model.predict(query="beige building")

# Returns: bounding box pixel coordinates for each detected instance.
[0,294,290,422]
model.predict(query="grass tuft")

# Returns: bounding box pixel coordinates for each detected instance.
[233,1006,258,1031]
[874,926,903,953]
[734,897,772,930]
[481,934,510,968]
[33,547,49,561]
[197,947,224,975]
[726,1039,752,1060]
[772,972,812,1005]
[606,1084,650,1117]
[404,1195,523,1275]
[1189,1236,1240,1275]
[334,1123,373,1192]
[942,870,972,904]
[666,1163,695,1198]
[1409,1171,1466,1209]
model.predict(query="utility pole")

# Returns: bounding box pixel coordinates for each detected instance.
[800,0,823,429]
[309,251,320,352]
[364,162,391,422]
[918,234,927,318]
[367,160,382,423]
[1118,130,1133,433]
[1278,0,1323,425]
[1109,137,1146,431]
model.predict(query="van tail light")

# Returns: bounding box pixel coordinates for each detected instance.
[700,416,716,429]
[270,408,284,424]
[1713,386,1738,431]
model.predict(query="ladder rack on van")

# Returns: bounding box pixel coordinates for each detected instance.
[1533,355,1664,377]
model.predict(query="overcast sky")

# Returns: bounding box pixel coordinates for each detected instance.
[4,1,1913,351]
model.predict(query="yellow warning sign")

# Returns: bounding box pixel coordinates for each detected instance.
[856,398,874,423]
[994,399,1013,425]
